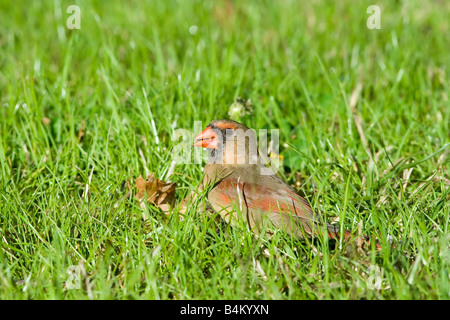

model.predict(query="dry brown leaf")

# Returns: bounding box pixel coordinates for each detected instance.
[135,173,176,214]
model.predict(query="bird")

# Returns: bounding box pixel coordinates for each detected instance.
[193,119,379,248]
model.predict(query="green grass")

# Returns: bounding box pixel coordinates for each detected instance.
[0,0,449,299]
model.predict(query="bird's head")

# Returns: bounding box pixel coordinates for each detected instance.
[194,119,259,165]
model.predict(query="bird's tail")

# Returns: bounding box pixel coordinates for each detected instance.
[326,225,382,250]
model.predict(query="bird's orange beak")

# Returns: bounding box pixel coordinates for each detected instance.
[193,126,219,149]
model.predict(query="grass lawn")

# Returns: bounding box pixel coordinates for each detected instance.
[0,0,449,299]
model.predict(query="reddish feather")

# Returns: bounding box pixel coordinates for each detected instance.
[211,176,382,249]
[215,178,313,217]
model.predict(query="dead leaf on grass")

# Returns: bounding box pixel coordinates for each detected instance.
[135,173,176,213]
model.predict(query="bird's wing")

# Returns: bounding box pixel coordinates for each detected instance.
[212,175,312,216]
[207,174,320,237]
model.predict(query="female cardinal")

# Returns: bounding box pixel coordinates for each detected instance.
[193,119,353,243]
